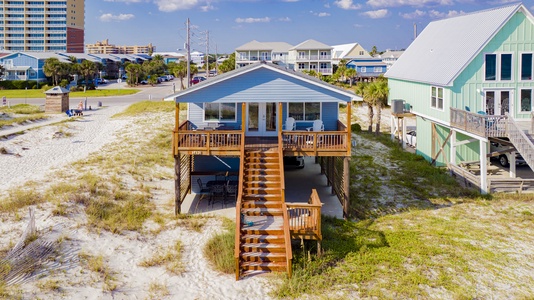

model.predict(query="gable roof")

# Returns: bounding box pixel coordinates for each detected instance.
[1,52,70,63]
[164,62,360,102]
[236,41,293,52]
[332,43,371,60]
[385,3,532,86]
[290,39,332,51]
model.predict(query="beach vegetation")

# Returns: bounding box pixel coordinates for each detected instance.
[36,279,62,292]
[204,218,234,274]
[79,252,118,292]
[147,281,170,299]
[112,100,176,117]
[139,240,184,275]
[0,188,45,214]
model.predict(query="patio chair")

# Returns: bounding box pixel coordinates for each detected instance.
[465,106,471,112]
[305,120,324,145]
[195,178,211,210]
[224,181,238,206]
[283,117,296,131]
[65,109,74,117]
[210,184,226,208]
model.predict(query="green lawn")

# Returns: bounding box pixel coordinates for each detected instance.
[0,89,140,99]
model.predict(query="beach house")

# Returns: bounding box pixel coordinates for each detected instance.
[165,62,360,279]
[386,3,534,193]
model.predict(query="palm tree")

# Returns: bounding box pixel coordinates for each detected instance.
[78,60,97,89]
[125,63,142,85]
[43,58,61,85]
[153,54,164,62]
[371,77,389,134]
[334,59,348,83]
[218,53,235,74]
[170,61,187,90]
[345,68,357,87]
[355,82,374,133]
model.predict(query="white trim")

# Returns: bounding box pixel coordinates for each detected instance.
[430,86,444,111]
[519,88,533,113]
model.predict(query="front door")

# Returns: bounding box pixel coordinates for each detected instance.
[246,102,278,137]
[485,90,513,116]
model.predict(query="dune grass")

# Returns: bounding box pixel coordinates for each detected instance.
[139,240,184,275]
[0,104,48,129]
[112,100,176,118]
[203,218,235,274]
[0,89,139,99]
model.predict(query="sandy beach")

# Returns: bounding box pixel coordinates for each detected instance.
[0,105,275,299]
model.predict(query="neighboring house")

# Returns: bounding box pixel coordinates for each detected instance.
[386,3,534,193]
[165,62,361,279]
[378,50,404,69]
[288,39,333,75]
[235,40,292,68]
[346,58,388,81]
[0,52,70,82]
[331,43,370,65]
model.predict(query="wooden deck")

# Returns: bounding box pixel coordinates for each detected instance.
[173,120,351,157]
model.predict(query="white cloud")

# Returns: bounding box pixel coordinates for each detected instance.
[235,17,271,23]
[400,9,426,19]
[278,17,292,22]
[428,9,465,18]
[99,13,135,22]
[154,0,200,12]
[318,12,331,17]
[361,9,389,18]
[281,0,300,2]
[366,0,453,8]
[334,0,362,10]
[353,23,365,28]
[200,3,215,11]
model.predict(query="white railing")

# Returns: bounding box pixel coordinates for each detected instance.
[296,55,331,61]
[507,114,534,170]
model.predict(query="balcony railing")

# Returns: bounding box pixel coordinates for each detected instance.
[450,107,508,137]
[236,56,271,62]
[286,189,322,241]
[296,55,331,61]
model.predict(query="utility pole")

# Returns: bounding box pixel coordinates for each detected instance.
[205,30,209,76]
[215,43,218,76]
[186,18,191,88]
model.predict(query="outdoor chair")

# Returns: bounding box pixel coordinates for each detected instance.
[465,106,471,112]
[224,181,238,206]
[210,184,226,208]
[195,178,212,211]
[283,117,296,144]
[65,109,74,117]
[306,120,324,145]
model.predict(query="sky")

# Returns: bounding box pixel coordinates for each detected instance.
[86,0,534,54]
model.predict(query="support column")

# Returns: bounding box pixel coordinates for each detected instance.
[390,115,395,141]
[343,157,350,219]
[174,155,181,215]
[347,101,352,156]
[510,152,516,178]
[401,117,407,149]
[450,130,457,166]
[480,140,488,194]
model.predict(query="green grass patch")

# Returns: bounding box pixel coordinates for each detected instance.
[139,240,184,275]
[203,219,235,274]
[0,89,139,99]
[113,101,176,118]
[86,195,152,234]
[0,188,45,214]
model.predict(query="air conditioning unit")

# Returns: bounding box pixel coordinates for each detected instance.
[392,99,405,114]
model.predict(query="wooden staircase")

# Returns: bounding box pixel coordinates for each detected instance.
[235,149,292,279]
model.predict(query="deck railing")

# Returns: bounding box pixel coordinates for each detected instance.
[174,121,242,154]
[507,114,534,169]
[234,129,246,281]
[282,131,347,152]
[278,130,292,278]
[450,108,508,137]
[286,189,322,240]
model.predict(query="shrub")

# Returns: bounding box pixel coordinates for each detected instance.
[59,79,69,88]
[351,123,362,132]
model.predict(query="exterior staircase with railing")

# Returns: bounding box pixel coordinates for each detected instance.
[507,115,534,171]
[234,149,292,280]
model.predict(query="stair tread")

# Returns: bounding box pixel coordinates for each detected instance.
[241,252,286,258]
[241,261,287,267]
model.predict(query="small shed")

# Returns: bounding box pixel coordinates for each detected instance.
[44,86,70,113]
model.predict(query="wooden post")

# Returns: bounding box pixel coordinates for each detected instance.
[174,155,181,215]
[278,102,283,135]
[480,140,488,194]
[241,102,246,133]
[343,156,350,219]
[450,130,457,167]
[401,117,407,149]
[347,101,352,156]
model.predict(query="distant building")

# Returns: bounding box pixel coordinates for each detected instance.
[378,50,404,69]
[346,58,388,81]
[86,39,155,55]
[331,43,371,64]
[0,0,85,53]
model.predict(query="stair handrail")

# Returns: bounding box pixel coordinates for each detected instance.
[234,130,246,280]
[278,130,293,278]
[507,113,534,169]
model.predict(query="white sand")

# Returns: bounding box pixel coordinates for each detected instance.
[0,106,274,299]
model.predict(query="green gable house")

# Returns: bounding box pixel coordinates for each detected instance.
[386,3,534,194]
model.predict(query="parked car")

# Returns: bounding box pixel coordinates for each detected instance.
[283,156,305,169]
[190,76,206,85]
[404,130,416,148]
[490,138,526,167]
[95,78,108,84]
[166,75,174,81]
[159,76,169,82]
[140,80,148,85]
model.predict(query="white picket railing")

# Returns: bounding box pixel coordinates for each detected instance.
[507,114,534,171]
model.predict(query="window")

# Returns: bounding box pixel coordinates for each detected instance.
[374,67,382,72]
[298,63,305,70]
[203,103,236,122]
[521,89,532,112]
[298,51,306,59]
[485,54,496,80]
[288,102,321,121]
[431,86,444,110]
[361,67,366,73]
[485,53,513,81]
[521,53,532,80]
